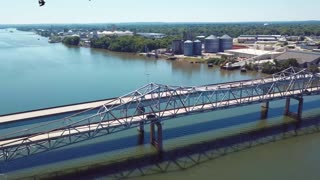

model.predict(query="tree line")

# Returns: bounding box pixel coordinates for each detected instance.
[119,22,320,38]
[16,21,320,38]
[90,36,175,53]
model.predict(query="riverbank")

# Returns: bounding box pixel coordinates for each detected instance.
[37,30,224,66]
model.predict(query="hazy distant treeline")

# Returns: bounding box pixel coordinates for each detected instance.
[11,21,320,38]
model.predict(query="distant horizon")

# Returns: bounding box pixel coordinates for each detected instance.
[1,20,320,26]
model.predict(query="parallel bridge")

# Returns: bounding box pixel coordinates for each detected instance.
[0,67,320,161]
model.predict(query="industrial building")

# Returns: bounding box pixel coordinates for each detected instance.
[219,34,233,52]
[275,50,320,68]
[204,34,233,53]
[225,49,283,59]
[184,40,194,56]
[257,36,277,42]
[237,35,281,44]
[97,31,133,38]
[137,33,166,39]
[172,40,184,54]
[205,35,219,53]
[173,34,233,56]
[196,35,206,41]
[237,35,257,44]
[286,36,302,41]
[193,40,202,55]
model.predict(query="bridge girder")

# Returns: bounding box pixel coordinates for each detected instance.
[0,68,319,161]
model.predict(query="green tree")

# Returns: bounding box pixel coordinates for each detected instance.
[91,36,111,49]
[90,35,174,53]
[62,36,80,46]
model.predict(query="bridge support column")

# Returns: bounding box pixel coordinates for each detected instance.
[261,101,269,119]
[297,97,304,120]
[137,121,145,133]
[137,121,145,145]
[284,98,291,116]
[150,121,163,152]
[284,97,304,120]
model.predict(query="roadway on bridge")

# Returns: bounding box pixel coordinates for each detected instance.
[1,67,319,162]
[0,87,317,149]
[0,78,274,125]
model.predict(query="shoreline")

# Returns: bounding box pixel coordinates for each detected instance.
[73,44,213,64]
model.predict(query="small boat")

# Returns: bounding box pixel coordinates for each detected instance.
[221,62,241,70]
[240,67,247,73]
[147,53,158,58]
[167,57,177,61]
[208,63,213,67]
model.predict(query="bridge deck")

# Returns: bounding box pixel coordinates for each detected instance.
[0,78,272,125]
[0,99,114,124]
[0,87,316,149]
[0,67,319,161]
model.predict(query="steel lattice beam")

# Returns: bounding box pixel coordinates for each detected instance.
[0,67,320,161]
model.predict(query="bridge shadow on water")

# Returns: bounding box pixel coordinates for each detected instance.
[2,99,320,178]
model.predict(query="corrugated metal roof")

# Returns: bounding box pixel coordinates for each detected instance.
[276,50,320,64]
[205,35,217,40]
[226,49,282,56]
[220,34,232,39]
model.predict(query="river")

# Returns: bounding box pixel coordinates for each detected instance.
[0,29,263,115]
[0,29,320,180]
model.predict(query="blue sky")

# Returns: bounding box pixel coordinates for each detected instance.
[0,0,319,24]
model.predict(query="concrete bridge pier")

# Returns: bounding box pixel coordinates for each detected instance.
[137,121,145,145]
[137,121,145,133]
[261,101,269,119]
[150,121,163,152]
[284,97,304,120]
[284,97,291,116]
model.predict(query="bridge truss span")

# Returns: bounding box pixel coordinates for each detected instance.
[0,67,320,161]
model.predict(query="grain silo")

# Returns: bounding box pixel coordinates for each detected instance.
[184,40,194,56]
[205,35,219,53]
[219,34,233,52]
[193,40,202,55]
[172,40,184,54]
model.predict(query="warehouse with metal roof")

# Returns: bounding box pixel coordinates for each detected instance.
[225,49,283,59]
[275,50,320,67]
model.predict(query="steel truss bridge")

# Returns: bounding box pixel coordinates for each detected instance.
[0,67,320,161]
